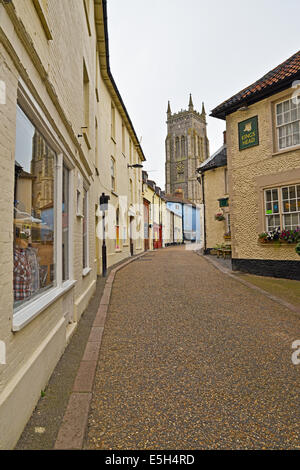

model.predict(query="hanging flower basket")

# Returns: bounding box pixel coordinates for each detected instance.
[215,212,225,221]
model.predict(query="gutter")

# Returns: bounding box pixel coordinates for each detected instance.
[210,73,300,120]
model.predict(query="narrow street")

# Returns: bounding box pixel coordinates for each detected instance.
[85,246,300,450]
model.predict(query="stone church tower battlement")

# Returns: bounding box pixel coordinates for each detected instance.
[165,95,209,204]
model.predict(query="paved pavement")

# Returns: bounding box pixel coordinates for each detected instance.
[85,246,300,450]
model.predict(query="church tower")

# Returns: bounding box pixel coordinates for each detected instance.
[165,95,209,204]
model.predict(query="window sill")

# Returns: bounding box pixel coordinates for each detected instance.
[272,145,300,158]
[258,240,297,246]
[111,190,118,197]
[82,267,92,277]
[12,280,76,332]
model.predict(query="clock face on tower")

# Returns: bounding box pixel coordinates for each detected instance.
[176,162,184,174]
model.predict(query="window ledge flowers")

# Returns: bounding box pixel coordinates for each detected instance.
[258,228,300,254]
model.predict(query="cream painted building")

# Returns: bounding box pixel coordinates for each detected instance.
[142,172,162,251]
[142,171,183,249]
[197,134,230,252]
[95,2,145,267]
[211,50,300,279]
[0,0,145,448]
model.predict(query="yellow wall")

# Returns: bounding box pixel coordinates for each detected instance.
[203,166,230,249]
[226,88,300,261]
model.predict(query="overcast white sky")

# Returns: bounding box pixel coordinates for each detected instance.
[107,0,300,189]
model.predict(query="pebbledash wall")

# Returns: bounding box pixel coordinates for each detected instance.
[0,0,145,449]
[203,165,229,251]
[226,88,300,279]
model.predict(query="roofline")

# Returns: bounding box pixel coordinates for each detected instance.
[96,1,146,161]
[211,72,300,120]
[197,144,227,173]
[197,160,227,173]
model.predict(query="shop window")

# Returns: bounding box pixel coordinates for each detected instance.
[14,105,55,309]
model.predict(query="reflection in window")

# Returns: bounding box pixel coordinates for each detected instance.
[14,105,55,309]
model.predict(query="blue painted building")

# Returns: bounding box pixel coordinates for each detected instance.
[165,198,201,243]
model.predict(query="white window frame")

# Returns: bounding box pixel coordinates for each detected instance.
[264,183,300,232]
[82,182,91,276]
[281,184,300,230]
[276,96,300,151]
[264,187,280,231]
[13,79,76,331]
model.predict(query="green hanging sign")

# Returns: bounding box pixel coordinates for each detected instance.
[238,116,259,150]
